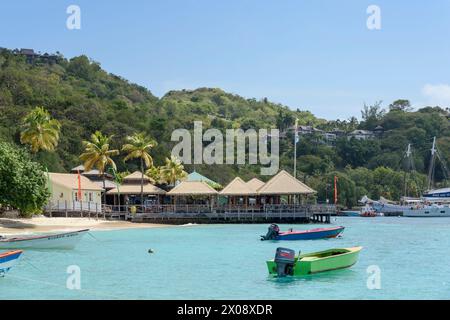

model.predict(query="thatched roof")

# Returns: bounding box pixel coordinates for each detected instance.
[246,178,265,191]
[220,177,257,196]
[49,173,103,191]
[106,183,165,195]
[167,181,218,196]
[257,170,316,195]
[123,171,151,182]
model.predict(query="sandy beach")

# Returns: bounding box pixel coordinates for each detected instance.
[0,216,170,235]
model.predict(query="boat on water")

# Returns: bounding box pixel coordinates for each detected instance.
[0,250,23,276]
[267,246,362,277]
[361,139,450,217]
[260,224,344,241]
[423,187,450,202]
[403,204,450,217]
[338,210,360,217]
[0,229,89,250]
[359,205,380,217]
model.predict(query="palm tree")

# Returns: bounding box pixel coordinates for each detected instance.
[122,133,156,206]
[80,131,119,204]
[20,107,61,153]
[160,155,188,186]
[146,165,163,185]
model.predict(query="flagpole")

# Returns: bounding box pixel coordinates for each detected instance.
[293,118,299,205]
[294,118,299,179]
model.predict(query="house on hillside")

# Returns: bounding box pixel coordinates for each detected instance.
[14,48,59,64]
[347,130,375,141]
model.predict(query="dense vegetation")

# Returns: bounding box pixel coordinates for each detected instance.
[0,142,49,216]
[1,48,449,208]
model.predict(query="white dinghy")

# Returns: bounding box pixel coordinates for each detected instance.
[0,229,89,250]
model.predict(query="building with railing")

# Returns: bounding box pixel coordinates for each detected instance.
[44,170,335,223]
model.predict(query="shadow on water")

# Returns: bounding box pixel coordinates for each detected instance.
[266,268,359,287]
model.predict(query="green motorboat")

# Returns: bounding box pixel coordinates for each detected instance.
[267,246,362,277]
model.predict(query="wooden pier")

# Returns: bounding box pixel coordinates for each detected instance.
[44,202,335,224]
[128,204,334,225]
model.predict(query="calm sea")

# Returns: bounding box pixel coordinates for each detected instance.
[2,217,450,299]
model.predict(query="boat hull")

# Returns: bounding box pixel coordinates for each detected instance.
[0,250,23,276]
[274,226,345,241]
[0,229,89,250]
[267,246,362,276]
[403,207,450,217]
[339,211,360,217]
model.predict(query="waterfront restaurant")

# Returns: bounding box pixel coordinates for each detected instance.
[220,177,258,206]
[246,178,265,191]
[106,171,166,208]
[257,170,316,205]
[167,181,218,212]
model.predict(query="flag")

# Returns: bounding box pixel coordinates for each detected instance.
[334,176,338,205]
[77,170,82,202]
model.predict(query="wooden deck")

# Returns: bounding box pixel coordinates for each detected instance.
[129,204,334,224]
[44,202,335,224]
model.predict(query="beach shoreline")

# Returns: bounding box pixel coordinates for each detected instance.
[0,216,170,235]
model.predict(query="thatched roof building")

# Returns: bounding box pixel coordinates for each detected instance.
[257,170,316,195]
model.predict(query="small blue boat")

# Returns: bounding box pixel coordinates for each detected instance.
[261,224,345,241]
[0,250,23,277]
[339,210,360,217]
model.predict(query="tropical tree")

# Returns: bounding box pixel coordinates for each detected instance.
[0,142,50,216]
[122,132,156,205]
[80,131,119,204]
[146,165,163,185]
[160,155,188,186]
[20,107,61,153]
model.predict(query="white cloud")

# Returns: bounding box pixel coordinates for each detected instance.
[422,84,450,106]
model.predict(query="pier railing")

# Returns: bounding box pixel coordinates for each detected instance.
[44,200,103,217]
[104,203,335,222]
[43,201,336,222]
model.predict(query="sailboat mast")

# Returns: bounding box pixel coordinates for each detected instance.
[404,144,412,198]
[427,137,437,191]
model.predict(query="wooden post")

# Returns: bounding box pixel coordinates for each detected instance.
[65,200,68,218]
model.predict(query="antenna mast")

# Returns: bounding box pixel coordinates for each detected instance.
[427,137,437,191]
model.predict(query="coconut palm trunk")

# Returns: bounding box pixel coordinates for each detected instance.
[140,157,144,209]
[103,171,107,207]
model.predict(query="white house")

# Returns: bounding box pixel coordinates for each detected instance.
[47,173,103,212]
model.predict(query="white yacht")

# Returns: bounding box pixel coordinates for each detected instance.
[403,204,450,217]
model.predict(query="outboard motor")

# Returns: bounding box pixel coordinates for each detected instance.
[261,224,280,241]
[274,247,296,277]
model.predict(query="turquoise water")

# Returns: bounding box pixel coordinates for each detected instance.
[2,217,450,299]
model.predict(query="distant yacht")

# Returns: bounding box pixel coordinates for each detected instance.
[403,204,450,217]
[364,137,450,217]
[422,187,450,201]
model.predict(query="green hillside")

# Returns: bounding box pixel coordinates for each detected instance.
[1,48,449,207]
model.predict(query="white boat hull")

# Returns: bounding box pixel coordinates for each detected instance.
[0,230,89,250]
[403,207,450,217]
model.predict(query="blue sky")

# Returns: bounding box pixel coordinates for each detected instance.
[1,0,450,120]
